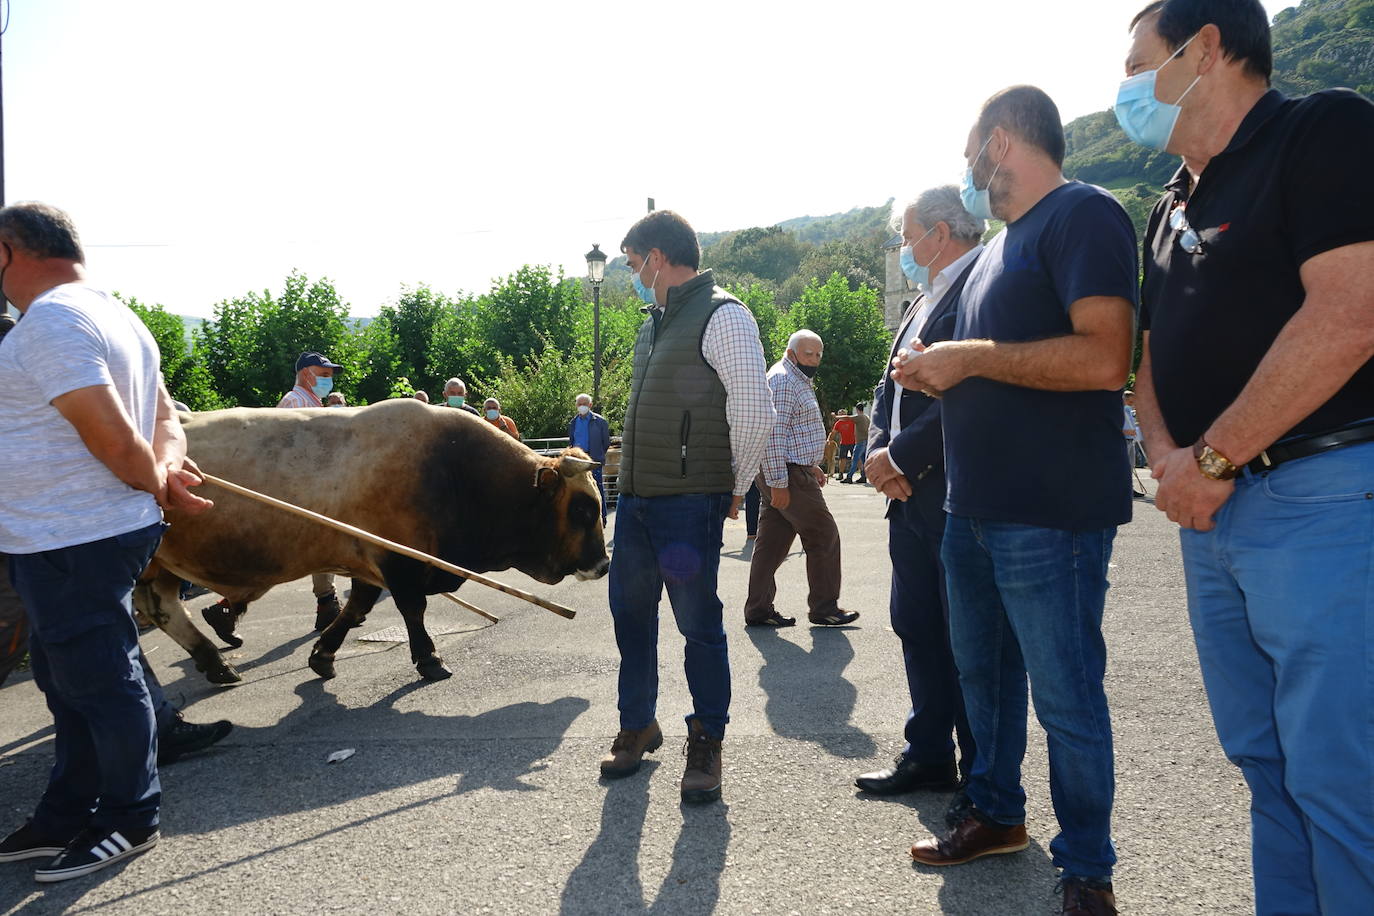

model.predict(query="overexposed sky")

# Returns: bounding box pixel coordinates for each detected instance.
[3,0,1291,317]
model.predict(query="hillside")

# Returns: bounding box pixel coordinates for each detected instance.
[1064,0,1373,234]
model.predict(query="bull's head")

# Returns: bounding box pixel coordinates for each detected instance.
[525,449,609,584]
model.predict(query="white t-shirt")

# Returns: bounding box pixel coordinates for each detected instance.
[0,284,163,553]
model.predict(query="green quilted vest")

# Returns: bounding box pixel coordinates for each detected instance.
[618,270,736,497]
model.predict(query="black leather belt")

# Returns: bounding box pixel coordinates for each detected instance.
[1247,422,1374,474]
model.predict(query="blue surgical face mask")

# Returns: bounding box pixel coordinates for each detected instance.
[631,254,660,306]
[486,408,500,420]
[1114,32,1201,151]
[312,375,333,398]
[898,225,942,290]
[448,395,465,407]
[960,135,1002,222]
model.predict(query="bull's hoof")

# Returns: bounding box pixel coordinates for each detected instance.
[416,659,453,681]
[197,659,243,686]
[201,601,244,649]
[308,651,337,680]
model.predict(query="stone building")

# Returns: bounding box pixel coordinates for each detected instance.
[881,232,912,332]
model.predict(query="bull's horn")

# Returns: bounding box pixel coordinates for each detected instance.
[558,455,599,477]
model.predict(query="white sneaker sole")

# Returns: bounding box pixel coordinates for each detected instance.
[34,831,159,883]
[0,844,66,863]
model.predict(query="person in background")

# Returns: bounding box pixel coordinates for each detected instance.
[831,409,856,481]
[324,391,346,407]
[567,393,611,523]
[483,398,519,440]
[201,349,347,642]
[743,482,761,541]
[442,378,479,415]
[843,404,871,484]
[1122,390,1146,497]
[744,330,859,629]
[412,389,429,404]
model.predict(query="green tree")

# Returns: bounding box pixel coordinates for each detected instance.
[779,272,890,415]
[703,225,809,286]
[196,271,358,407]
[728,281,783,365]
[468,265,582,381]
[119,294,227,410]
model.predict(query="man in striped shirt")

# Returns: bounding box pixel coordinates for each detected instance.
[744,330,859,628]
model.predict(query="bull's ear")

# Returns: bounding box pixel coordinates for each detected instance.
[557,455,599,477]
[535,465,561,492]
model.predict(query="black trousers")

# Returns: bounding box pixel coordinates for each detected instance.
[888,497,975,769]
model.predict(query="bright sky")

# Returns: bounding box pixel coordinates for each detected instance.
[3,0,1291,318]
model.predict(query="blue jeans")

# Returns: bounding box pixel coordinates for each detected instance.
[845,440,868,481]
[1180,441,1374,915]
[608,492,731,738]
[744,483,761,536]
[9,522,165,834]
[942,515,1117,880]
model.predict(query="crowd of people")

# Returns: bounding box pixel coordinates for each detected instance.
[0,2,1370,913]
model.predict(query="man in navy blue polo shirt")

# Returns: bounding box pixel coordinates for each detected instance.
[1120,2,1374,912]
[567,393,610,522]
[899,86,1137,915]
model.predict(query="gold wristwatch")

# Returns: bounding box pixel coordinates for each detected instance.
[1193,439,1241,481]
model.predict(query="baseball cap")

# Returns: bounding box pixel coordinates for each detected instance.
[295,351,344,373]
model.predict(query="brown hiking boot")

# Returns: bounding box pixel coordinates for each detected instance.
[680,719,723,804]
[600,721,663,779]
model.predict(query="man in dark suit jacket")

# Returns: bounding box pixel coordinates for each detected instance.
[568,393,612,522]
[856,187,984,795]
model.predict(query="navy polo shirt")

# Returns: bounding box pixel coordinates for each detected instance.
[1141,89,1374,448]
[943,182,1139,530]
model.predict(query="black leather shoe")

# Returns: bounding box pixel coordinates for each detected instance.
[855,754,958,794]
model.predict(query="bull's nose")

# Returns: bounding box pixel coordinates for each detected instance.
[578,557,609,580]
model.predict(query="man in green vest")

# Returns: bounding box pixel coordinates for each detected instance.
[600,210,775,804]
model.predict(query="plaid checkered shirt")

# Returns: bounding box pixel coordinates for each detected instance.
[694,301,776,497]
[761,358,825,488]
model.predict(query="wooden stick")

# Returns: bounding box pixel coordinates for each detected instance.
[198,472,576,620]
[440,591,499,624]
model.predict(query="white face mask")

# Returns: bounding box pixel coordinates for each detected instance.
[577,405,590,415]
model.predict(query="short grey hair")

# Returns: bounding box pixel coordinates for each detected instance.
[444,377,466,392]
[786,329,823,353]
[889,186,985,242]
[575,393,592,404]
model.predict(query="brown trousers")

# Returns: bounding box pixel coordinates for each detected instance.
[744,464,842,622]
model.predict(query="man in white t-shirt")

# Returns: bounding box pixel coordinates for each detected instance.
[0,202,213,882]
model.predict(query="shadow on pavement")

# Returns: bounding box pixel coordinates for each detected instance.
[560,766,731,915]
[748,627,876,759]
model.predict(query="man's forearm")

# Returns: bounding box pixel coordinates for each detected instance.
[1205,299,1374,464]
[963,332,1130,392]
[1133,340,1177,461]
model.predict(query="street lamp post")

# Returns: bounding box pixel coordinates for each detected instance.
[585,243,607,410]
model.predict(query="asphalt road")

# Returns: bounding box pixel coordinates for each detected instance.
[0,479,1252,915]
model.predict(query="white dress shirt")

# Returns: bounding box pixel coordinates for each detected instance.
[888,244,984,441]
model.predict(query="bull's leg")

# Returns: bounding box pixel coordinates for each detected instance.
[396,593,451,681]
[135,571,243,686]
[308,580,382,680]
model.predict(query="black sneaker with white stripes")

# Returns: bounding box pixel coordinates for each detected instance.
[0,820,74,863]
[33,825,159,882]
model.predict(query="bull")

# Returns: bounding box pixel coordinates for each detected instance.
[135,398,607,684]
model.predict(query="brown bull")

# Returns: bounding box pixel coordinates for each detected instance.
[135,398,607,684]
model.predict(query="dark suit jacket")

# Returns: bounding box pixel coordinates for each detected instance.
[867,257,980,518]
[567,411,611,464]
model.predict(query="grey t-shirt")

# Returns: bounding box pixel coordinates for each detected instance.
[0,284,163,553]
